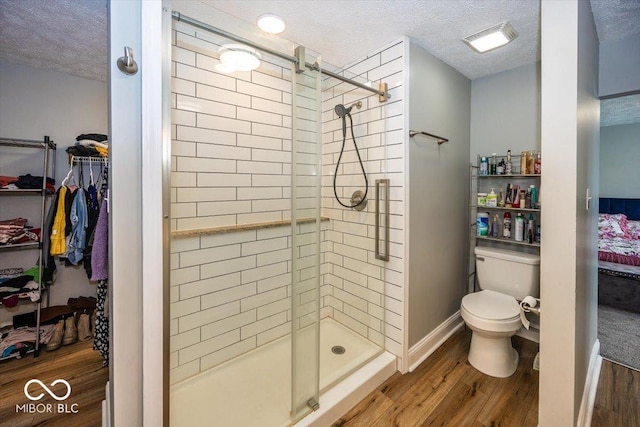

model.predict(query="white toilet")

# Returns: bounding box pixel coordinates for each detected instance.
[461,246,540,378]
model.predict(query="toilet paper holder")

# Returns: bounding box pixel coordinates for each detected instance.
[519,296,540,330]
[520,297,541,316]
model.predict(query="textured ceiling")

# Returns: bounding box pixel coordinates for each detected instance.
[0,0,107,81]
[201,0,541,79]
[591,0,640,42]
[0,0,638,82]
[601,94,640,127]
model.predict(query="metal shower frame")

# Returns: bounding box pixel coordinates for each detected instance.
[171,12,390,102]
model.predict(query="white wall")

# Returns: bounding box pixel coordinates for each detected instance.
[599,34,640,98]
[0,60,107,324]
[407,42,471,347]
[599,123,640,197]
[470,62,541,160]
[539,0,599,424]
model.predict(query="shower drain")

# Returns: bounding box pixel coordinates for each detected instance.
[331,345,346,355]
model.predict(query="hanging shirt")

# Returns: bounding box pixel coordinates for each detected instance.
[50,186,68,256]
[67,189,88,265]
[90,200,109,281]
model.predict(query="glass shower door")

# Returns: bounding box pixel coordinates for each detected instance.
[290,59,322,421]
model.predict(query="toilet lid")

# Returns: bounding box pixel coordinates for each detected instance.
[462,290,520,320]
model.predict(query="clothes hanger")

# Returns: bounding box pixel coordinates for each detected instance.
[61,157,76,187]
[89,158,95,186]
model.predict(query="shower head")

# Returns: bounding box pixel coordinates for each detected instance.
[335,101,362,118]
[335,104,350,118]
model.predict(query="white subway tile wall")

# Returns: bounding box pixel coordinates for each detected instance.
[320,40,406,361]
[171,22,293,232]
[170,18,406,383]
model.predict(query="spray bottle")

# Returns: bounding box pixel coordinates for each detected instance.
[515,213,525,242]
[503,211,512,239]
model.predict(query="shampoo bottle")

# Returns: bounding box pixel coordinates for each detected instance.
[529,185,537,207]
[491,214,500,237]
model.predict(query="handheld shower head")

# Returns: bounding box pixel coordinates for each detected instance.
[335,104,349,118]
[334,101,362,118]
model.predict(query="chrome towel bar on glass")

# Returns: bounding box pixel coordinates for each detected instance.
[409,130,449,145]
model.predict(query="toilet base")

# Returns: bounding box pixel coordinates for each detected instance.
[468,333,519,378]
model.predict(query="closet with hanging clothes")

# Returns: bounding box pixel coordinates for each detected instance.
[48,153,110,365]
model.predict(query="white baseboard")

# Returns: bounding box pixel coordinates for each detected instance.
[577,339,602,427]
[407,311,464,372]
[103,381,110,427]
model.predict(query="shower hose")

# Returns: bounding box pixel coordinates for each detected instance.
[333,109,368,209]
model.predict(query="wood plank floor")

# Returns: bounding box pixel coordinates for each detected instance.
[0,339,107,427]
[1,327,638,427]
[333,328,540,427]
[592,359,640,427]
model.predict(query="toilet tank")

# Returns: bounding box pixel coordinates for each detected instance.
[474,247,540,300]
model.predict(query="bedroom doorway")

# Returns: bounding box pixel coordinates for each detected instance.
[597,92,640,371]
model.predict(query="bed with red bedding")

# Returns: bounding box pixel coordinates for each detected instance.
[598,198,640,312]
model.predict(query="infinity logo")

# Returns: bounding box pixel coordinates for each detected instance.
[24,379,72,401]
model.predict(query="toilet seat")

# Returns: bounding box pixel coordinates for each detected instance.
[461,290,522,334]
[461,289,520,320]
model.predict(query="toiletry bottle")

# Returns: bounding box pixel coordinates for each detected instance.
[497,158,505,175]
[513,185,520,207]
[520,151,527,174]
[477,192,487,207]
[529,185,537,207]
[527,214,535,243]
[490,153,497,175]
[525,188,532,209]
[534,152,541,174]
[536,224,541,242]
[505,183,512,207]
[528,151,536,175]
[498,187,505,207]
[506,150,513,174]
[480,157,488,175]
[515,213,525,242]
[487,188,498,207]
[503,211,512,238]
[491,214,500,237]
[520,189,527,208]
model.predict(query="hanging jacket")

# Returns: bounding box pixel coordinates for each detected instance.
[90,200,109,281]
[41,189,58,279]
[67,189,88,265]
[50,186,68,256]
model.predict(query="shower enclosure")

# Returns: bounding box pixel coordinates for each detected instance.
[168,12,392,426]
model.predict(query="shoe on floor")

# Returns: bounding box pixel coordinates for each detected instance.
[62,316,77,345]
[90,310,97,334]
[78,313,92,341]
[46,320,64,351]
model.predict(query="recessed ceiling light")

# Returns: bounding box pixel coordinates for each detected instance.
[257,14,286,34]
[463,21,518,53]
[217,44,261,73]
